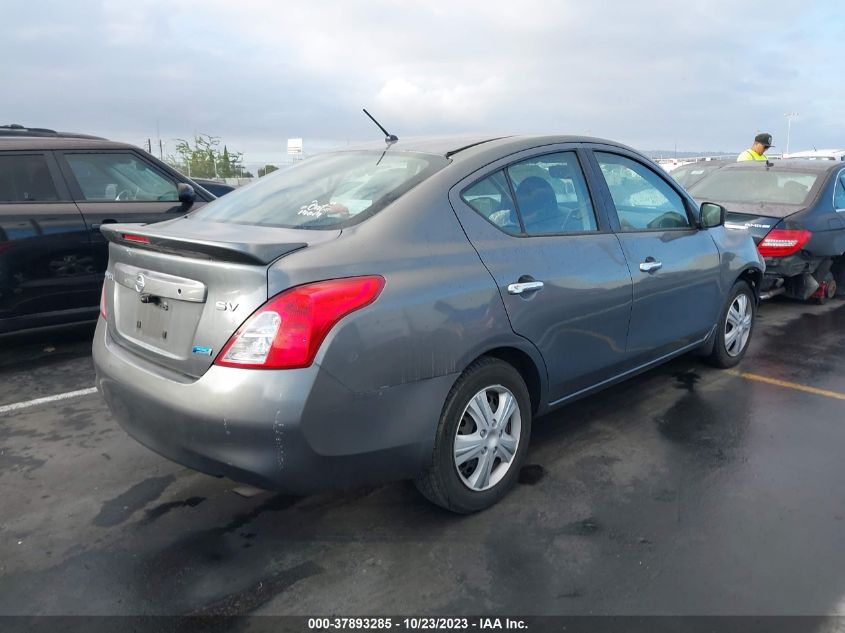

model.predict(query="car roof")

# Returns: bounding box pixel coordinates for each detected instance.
[338,134,639,161]
[0,124,106,140]
[0,136,139,151]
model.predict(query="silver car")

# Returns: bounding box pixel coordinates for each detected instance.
[93,135,764,513]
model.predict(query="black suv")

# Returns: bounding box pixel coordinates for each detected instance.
[0,125,214,335]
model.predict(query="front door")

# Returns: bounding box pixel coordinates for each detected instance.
[450,147,633,402]
[56,150,190,278]
[589,148,722,365]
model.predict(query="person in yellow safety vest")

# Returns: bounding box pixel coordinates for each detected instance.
[737,133,773,161]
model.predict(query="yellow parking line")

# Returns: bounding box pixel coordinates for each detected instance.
[727,370,845,402]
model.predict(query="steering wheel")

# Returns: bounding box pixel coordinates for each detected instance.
[647,211,688,229]
[560,204,587,232]
[115,187,139,201]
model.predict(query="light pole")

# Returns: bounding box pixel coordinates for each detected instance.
[784,112,799,155]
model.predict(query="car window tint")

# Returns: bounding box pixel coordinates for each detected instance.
[505,152,597,235]
[595,152,690,231]
[835,174,845,210]
[461,170,520,235]
[64,153,178,202]
[0,154,59,202]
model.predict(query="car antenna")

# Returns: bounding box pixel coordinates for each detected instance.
[363,108,398,146]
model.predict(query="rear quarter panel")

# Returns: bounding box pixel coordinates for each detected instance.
[708,224,765,291]
[265,170,548,397]
[784,171,845,257]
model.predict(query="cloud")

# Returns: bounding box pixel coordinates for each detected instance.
[374,76,506,125]
[1,0,841,164]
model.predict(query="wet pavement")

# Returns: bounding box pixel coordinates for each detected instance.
[1,300,845,616]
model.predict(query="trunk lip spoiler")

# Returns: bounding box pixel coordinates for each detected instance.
[100,223,309,265]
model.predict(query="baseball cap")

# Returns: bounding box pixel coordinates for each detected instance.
[755,133,774,148]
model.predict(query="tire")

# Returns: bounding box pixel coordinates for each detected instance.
[705,280,756,369]
[414,357,532,513]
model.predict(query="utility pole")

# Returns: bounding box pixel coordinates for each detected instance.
[784,112,799,155]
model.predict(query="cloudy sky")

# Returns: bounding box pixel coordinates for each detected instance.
[2,0,841,169]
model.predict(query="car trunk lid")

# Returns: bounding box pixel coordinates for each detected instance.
[721,202,802,244]
[100,219,339,377]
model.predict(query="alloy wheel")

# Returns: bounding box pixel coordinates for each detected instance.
[725,293,752,357]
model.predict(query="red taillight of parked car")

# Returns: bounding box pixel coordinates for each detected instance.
[100,284,107,320]
[122,233,151,244]
[757,229,812,257]
[214,276,385,369]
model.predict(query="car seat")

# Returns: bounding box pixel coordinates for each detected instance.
[515,176,560,233]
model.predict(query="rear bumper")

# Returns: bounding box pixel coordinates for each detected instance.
[761,254,828,299]
[93,319,455,494]
[762,253,820,281]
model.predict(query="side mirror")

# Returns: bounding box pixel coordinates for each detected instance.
[177,182,196,206]
[699,202,726,229]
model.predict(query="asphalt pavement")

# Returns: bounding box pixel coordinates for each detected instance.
[1,299,845,617]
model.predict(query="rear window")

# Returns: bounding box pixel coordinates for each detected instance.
[670,163,724,188]
[192,151,447,229]
[689,169,819,208]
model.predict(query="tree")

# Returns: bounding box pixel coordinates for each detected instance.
[166,134,247,179]
[258,164,279,178]
[219,146,232,178]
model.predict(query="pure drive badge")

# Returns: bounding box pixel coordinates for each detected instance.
[192,346,213,356]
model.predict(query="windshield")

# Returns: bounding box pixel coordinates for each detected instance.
[689,169,819,209]
[192,150,448,229]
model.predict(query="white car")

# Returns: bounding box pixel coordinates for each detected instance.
[782,149,845,161]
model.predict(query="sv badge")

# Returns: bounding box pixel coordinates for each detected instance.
[215,301,239,312]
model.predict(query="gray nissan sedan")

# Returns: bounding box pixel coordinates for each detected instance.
[93,135,764,512]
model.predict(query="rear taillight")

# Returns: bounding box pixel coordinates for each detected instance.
[757,229,812,257]
[214,276,385,369]
[99,284,107,320]
[122,233,150,244]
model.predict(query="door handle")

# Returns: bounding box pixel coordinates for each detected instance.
[639,259,663,273]
[507,281,545,295]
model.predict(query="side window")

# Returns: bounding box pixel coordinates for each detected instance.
[461,170,520,235]
[64,153,178,202]
[506,151,598,235]
[0,154,59,202]
[835,174,845,210]
[595,152,691,231]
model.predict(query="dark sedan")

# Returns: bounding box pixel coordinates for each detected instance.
[689,160,845,302]
[94,134,763,512]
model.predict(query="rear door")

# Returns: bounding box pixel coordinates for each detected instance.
[0,151,96,330]
[587,147,722,364]
[449,146,633,402]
